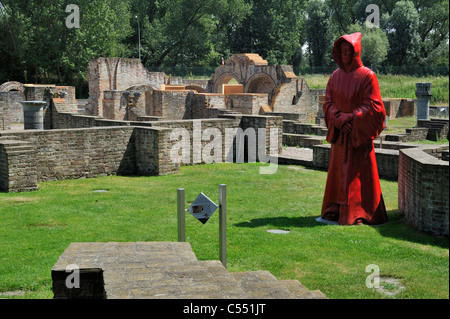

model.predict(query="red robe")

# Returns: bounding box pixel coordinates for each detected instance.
[321,32,388,225]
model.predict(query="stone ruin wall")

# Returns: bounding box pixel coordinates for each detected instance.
[87,58,167,117]
[86,55,319,122]
[383,98,416,119]
[398,145,449,237]
[0,97,284,193]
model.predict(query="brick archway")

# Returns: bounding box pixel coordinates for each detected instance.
[213,72,242,93]
[245,73,278,105]
[0,81,25,94]
[210,54,278,95]
[245,73,277,94]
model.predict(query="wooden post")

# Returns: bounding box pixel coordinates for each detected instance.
[219,184,227,268]
[177,188,186,242]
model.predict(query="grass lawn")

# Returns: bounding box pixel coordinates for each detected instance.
[0,163,448,299]
[303,74,449,106]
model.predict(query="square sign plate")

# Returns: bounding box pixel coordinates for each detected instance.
[188,193,218,224]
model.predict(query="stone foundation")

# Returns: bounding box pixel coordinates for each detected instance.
[0,110,282,192]
[0,126,179,192]
[311,144,399,180]
[398,146,449,237]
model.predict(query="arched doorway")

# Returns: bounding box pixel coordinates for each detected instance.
[245,73,277,104]
[0,81,25,94]
[213,73,241,93]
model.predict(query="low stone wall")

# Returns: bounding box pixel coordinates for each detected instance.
[239,115,283,158]
[384,128,429,142]
[1,111,283,192]
[152,90,192,120]
[227,93,268,115]
[283,120,328,136]
[0,126,179,192]
[383,98,415,119]
[398,146,449,237]
[0,139,38,192]
[191,93,226,119]
[311,144,399,180]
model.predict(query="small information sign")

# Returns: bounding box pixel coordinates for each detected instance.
[188,193,218,224]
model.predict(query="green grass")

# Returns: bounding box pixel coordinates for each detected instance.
[0,163,448,299]
[385,117,418,134]
[303,74,449,106]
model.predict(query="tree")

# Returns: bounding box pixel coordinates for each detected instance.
[415,0,449,66]
[386,1,420,69]
[134,0,251,69]
[327,0,359,35]
[0,0,132,95]
[305,0,334,67]
[347,23,389,67]
[229,0,305,65]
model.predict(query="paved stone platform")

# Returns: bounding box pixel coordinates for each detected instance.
[52,241,326,299]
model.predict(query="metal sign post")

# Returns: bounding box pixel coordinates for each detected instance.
[219,184,227,268]
[176,185,227,268]
[177,188,186,242]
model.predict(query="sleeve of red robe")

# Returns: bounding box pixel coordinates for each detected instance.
[351,70,386,148]
[323,73,340,144]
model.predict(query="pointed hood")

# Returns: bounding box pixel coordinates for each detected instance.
[332,32,363,72]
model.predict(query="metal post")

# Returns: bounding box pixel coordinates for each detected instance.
[135,16,141,61]
[177,188,186,242]
[219,184,227,268]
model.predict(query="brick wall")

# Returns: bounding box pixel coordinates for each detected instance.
[398,146,449,237]
[2,127,137,181]
[1,111,283,192]
[191,93,226,119]
[87,58,163,117]
[0,99,12,131]
[134,126,180,175]
[0,140,38,192]
[0,91,24,125]
[227,93,267,115]
[239,115,283,160]
[384,99,415,119]
[151,90,192,120]
[0,126,179,192]
[145,118,241,165]
[102,90,127,120]
[311,144,399,180]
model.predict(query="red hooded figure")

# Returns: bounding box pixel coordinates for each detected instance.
[321,32,388,225]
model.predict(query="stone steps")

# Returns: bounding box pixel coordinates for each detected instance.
[282,133,326,148]
[0,136,32,149]
[0,141,35,153]
[0,135,38,192]
[232,270,325,299]
[52,241,327,299]
[418,119,449,141]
